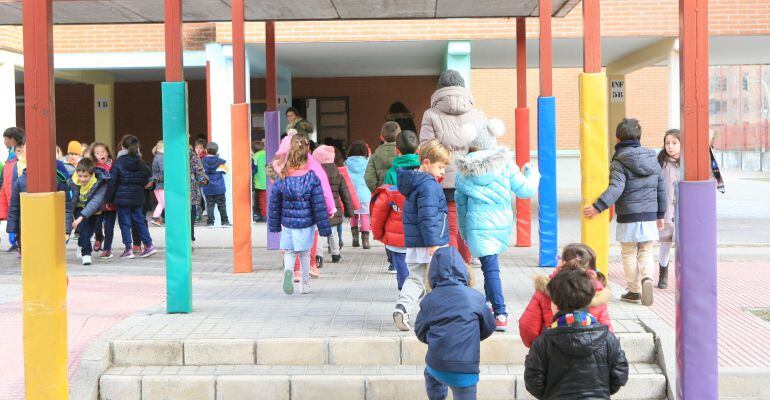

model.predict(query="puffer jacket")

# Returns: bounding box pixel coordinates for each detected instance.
[419,86,486,189]
[524,311,629,399]
[202,155,227,196]
[455,147,540,258]
[0,155,17,219]
[519,272,613,348]
[344,156,370,213]
[593,141,667,223]
[370,185,406,247]
[659,156,680,242]
[107,154,151,207]
[268,169,331,236]
[414,247,496,374]
[69,168,110,219]
[7,160,74,235]
[321,163,354,226]
[397,168,449,248]
[151,153,164,190]
[364,142,397,193]
[337,165,361,213]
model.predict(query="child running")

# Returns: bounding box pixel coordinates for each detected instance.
[344,140,372,249]
[269,134,331,295]
[656,129,680,289]
[69,158,109,265]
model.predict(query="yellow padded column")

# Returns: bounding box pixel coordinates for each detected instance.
[21,192,68,400]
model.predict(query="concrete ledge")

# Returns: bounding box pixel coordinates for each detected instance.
[112,340,183,367]
[365,375,427,400]
[184,339,255,366]
[515,373,666,400]
[328,337,400,366]
[480,335,529,365]
[400,336,427,365]
[72,341,111,400]
[640,317,676,400]
[142,375,215,400]
[719,368,770,399]
[291,375,365,400]
[256,338,326,366]
[618,332,656,363]
[477,375,516,399]
[216,375,290,400]
[99,375,141,400]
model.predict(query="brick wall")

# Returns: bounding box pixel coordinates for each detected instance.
[50,23,215,53]
[0,26,22,52]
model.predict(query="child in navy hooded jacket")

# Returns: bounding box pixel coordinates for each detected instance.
[202,142,230,226]
[415,246,496,400]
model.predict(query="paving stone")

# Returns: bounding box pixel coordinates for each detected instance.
[99,375,141,400]
[328,337,400,365]
[365,375,427,400]
[141,375,215,400]
[719,369,770,400]
[256,338,326,366]
[291,376,365,400]
[184,339,255,365]
[216,375,290,400]
[112,340,183,366]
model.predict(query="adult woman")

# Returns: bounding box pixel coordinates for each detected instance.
[385,101,417,132]
[285,107,314,137]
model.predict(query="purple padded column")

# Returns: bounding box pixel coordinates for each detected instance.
[676,179,718,399]
[265,110,281,250]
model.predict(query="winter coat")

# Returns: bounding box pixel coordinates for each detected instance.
[107,154,151,207]
[384,153,420,186]
[0,156,18,220]
[252,150,267,190]
[151,153,164,190]
[386,111,417,132]
[285,118,314,136]
[593,141,667,223]
[397,169,449,248]
[659,156,680,243]
[519,272,613,348]
[320,163,354,226]
[190,150,208,207]
[69,168,110,219]
[268,169,331,237]
[337,166,361,212]
[414,247,496,374]
[524,311,629,399]
[344,156,370,213]
[364,142,397,193]
[455,147,540,258]
[420,86,487,189]
[370,185,406,247]
[202,156,228,196]
[7,160,74,235]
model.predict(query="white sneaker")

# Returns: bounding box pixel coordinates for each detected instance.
[82,255,92,266]
[300,283,312,294]
[393,304,411,331]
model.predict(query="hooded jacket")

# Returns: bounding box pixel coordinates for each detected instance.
[397,169,449,248]
[69,168,110,219]
[593,141,667,223]
[364,142,397,193]
[419,86,487,189]
[386,111,417,132]
[659,155,680,242]
[107,154,151,207]
[337,165,362,213]
[524,311,629,399]
[202,155,228,196]
[321,163,354,226]
[268,169,331,237]
[383,153,420,186]
[414,247,496,374]
[7,160,74,235]
[344,156,370,213]
[0,155,18,219]
[455,147,540,257]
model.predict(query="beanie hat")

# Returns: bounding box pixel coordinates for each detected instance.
[67,140,83,155]
[206,142,219,154]
[312,145,336,164]
[466,118,505,151]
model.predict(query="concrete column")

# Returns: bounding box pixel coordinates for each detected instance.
[0,62,15,162]
[94,82,115,150]
[445,41,471,89]
[668,40,681,130]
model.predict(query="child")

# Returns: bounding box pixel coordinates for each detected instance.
[202,142,231,227]
[194,138,208,221]
[312,145,354,263]
[414,246,496,400]
[64,141,83,175]
[657,129,680,289]
[150,140,165,227]
[392,139,452,331]
[1,127,24,252]
[88,143,117,257]
[335,147,360,249]
[364,121,401,193]
[69,158,109,265]
[268,134,331,295]
[189,146,208,245]
[524,268,629,399]
[106,135,156,259]
[455,119,540,331]
[252,140,267,222]
[371,130,421,287]
[583,118,666,306]
[519,243,614,348]
[344,141,371,249]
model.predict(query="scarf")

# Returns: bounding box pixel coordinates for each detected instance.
[550,310,598,329]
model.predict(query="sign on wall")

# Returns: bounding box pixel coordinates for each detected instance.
[610,80,625,103]
[96,99,110,109]
[277,95,290,106]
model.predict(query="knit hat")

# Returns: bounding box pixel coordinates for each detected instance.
[466,118,505,151]
[312,145,336,164]
[67,140,83,155]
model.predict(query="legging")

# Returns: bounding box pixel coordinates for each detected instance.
[153,189,165,219]
[659,241,673,267]
[350,214,370,232]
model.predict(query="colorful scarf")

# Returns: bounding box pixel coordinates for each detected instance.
[550,310,598,329]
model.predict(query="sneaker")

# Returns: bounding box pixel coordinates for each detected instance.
[393,304,411,331]
[293,270,300,283]
[331,254,341,263]
[620,291,641,304]
[82,255,92,266]
[132,245,142,253]
[641,278,654,306]
[309,266,321,278]
[139,245,157,258]
[120,249,135,259]
[315,255,324,269]
[93,240,102,252]
[6,245,19,253]
[150,218,163,227]
[495,315,509,332]
[387,264,397,274]
[283,269,294,295]
[300,283,312,294]
[100,250,113,259]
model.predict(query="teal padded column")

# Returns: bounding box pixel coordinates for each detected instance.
[162,81,192,313]
[445,41,471,89]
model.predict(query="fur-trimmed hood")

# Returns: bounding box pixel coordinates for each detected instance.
[455,147,515,185]
[533,274,612,308]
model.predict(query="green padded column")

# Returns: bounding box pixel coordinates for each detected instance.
[161,81,192,313]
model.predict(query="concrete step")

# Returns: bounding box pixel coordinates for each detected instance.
[100,363,667,400]
[110,333,656,367]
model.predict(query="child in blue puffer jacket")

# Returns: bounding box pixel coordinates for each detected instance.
[455,119,540,332]
[269,134,331,295]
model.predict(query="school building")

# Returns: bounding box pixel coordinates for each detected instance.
[1,0,769,171]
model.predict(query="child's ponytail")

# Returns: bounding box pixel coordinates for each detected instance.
[121,135,141,157]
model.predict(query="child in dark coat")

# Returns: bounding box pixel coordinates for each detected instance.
[525,267,629,400]
[312,145,353,263]
[202,142,231,226]
[69,158,110,265]
[415,246,496,400]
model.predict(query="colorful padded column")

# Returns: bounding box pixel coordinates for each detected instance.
[231,103,253,272]
[161,81,192,313]
[265,110,281,250]
[579,73,610,275]
[537,96,558,267]
[515,107,531,247]
[21,192,68,399]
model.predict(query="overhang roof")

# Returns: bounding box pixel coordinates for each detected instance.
[0,0,580,25]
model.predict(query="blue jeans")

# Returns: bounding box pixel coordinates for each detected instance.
[117,206,153,248]
[480,254,507,316]
[393,251,408,290]
[424,368,477,400]
[95,210,117,251]
[76,211,99,256]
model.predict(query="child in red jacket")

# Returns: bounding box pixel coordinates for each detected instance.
[519,243,613,348]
